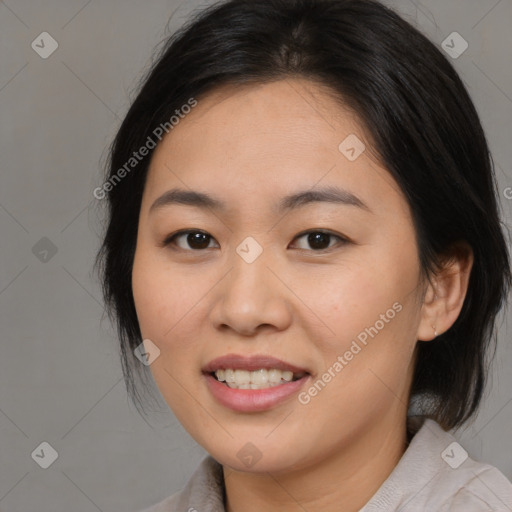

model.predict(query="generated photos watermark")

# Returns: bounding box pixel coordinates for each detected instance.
[93,98,198,200]
[298,301,403,404]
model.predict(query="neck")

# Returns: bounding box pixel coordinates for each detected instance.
[223,414,407,512]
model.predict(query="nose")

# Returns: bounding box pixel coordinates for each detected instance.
[208,249,293,336]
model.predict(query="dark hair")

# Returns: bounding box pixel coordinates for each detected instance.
[95,0,511,430]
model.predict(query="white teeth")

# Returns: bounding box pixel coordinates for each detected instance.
[213,368,304,389]
[268,369,282,383]
[250,369,268,385]
[281,370,294,382]
[234,369,251,384]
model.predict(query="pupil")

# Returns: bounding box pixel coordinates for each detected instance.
[308,232,330,250]
[188,232,210,249]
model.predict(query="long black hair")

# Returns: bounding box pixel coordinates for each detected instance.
[95,0,512,429]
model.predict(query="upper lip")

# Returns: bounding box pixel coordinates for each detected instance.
[202,354,310,374]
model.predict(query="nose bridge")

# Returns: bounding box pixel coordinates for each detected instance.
[228,238,274,306]
[209,237,292,334]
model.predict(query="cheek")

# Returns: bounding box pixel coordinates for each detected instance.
[132,246,213,373]
[300,260,399,342]
[306,244,420,368]
[132,256,168,338]
[132,247,189,338]
[132,251,204,418]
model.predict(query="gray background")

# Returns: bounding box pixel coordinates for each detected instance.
[0,1,511,511]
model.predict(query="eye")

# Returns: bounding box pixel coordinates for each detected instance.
[290,230,348,252]
[163,229,219,251]
[162,229,348,252]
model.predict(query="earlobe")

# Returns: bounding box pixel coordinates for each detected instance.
[416,242,474,342]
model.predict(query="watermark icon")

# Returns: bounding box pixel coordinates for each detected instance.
[441,441,468,469]
[32,237,58,263]
[31,441,59,469]
[31,32,59,59]
[339,134,366,161]
[93,98,198,200]
[236,236,263,263]
[134,339,161,366]
[236,442,263,468]
[298,301,403,404]
[504,187,512,200]
[441,32,468,60]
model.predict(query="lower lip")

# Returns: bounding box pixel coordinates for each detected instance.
[204,373,310,412]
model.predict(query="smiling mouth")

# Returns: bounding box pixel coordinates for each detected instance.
[209,368,308,390]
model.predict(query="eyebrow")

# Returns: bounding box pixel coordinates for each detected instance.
[149,186,371,215]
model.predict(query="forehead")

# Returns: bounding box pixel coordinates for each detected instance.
[143,79,408,219]
[152,78,366,164]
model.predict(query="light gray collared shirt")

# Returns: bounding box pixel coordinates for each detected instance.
[140,417,512,511]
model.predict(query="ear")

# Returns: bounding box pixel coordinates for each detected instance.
[416,241,474,341]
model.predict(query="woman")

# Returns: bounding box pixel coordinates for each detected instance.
[95,0,512,510]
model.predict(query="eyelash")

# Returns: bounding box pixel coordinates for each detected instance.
[161,229,349,253]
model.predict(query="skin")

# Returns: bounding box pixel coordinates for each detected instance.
[131,78,473,512]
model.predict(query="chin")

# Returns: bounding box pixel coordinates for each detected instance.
[206,441,306,475]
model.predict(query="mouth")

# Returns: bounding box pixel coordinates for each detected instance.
[202,353,311,391]
[208,368,309,390]
[202,354,312,412]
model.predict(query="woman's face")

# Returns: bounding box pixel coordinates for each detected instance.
[132,79,432,473]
